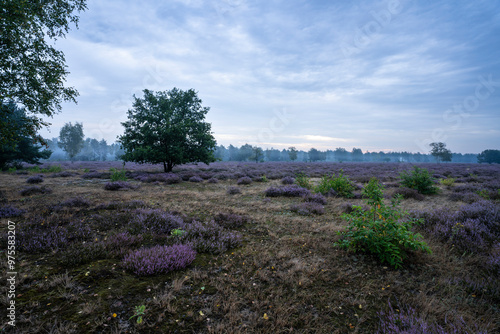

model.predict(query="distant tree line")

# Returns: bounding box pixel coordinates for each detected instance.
[213,144,480,163]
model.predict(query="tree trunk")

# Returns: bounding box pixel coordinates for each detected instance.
[163,161,173,172]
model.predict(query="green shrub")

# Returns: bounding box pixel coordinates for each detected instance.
[439,177,455,187]
[314,169,354,197]
[295,172,312,190]
[42,165,63,173]
[110,167,127,181]
[399,166,438,195]
[335,178,431,269]
[476,189,490,200]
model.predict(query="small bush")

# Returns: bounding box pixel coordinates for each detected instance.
[189,175,203,183]
[42,165,63,173]
[265,185,311,197]
[315,170,354,198]
[104,181,134,191]
[27,175,44,184]
[227,186,241,195]
[122,244,196,276]
[392,187,425,201]
[20,186,52,196]
[82,171,109,179]
[207,178,219,184]
[110,167,127,181]
[281,176,295,185]
[295,172,312,189]
[237,176,253,185]
[17,227,69,253]
[439,177,455,187]
[336,178,431,269]
[399,166,438,195]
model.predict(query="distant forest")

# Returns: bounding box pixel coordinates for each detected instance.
[44,138,479,163]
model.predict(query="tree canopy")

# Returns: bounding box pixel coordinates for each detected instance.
[118,88,217,172]
[429,142,452,163]
[477,149,500,164]
[0,0,87,147]
[0,102,51,169]
[58,122,84,161]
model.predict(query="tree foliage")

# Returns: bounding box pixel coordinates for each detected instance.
[0,0,87,147]
[429,142,452,163]
[477,149,500,164]
[58,122,84,161]
[0,102,51,169]
[118,88,217,172]
[288,146,298,161]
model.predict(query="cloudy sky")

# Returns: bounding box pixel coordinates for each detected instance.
[40,0,500,153]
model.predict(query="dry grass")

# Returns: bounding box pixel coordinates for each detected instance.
[0,162,498,333]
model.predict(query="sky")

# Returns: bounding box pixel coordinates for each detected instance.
[39,0,500,154]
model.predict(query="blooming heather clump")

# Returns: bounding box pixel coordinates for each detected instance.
[0,205,25,218]
[237,176,253,185]
[104,181,134,191]
[178,220,242,254]
[304,193,327,205]
[17,227,69,253]
[448,192,483,204]
[105,232,144,257]
[264,185,311,197]
[290,202,324,215]
[281,176,295,185]
[377,301,488,334]
[414,200,499,254]
[122,244,196,276]
[20,186,52,196]
[207,178,219,184]
[189,175,203,183]
[82,171,109,179]
[27,175,44,184]
[227,186,241,195]
[127,209,183,235]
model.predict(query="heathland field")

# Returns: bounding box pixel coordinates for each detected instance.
[1,161,499,333]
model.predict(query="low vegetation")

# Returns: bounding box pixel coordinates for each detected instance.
[0,161,498,333]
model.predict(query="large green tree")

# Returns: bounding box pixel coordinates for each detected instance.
[0,0,87,147]
[58,122,84,161]
[0,102,51,169]
[429,142,452,163]
[477,149,500,164]
[119,88,217,172]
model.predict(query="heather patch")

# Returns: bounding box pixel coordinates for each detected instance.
[237,176,253,185]
[189,175,203,183]
[104,181,136,191]
[20,186,52,196]
[0,205,25,218]
[213,213,249,229]
[392,187,425,201]
[264,185,311,197]
[127,209,183,235]
[290,202,325,215]
[178,220,242,254]
[227,186,241,195]
[122,244,196,276]
[27,175,44,184]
